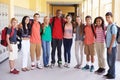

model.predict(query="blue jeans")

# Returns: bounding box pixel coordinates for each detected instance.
[63,38,72,63]
[42,40,50,66]
[107,47,117,78]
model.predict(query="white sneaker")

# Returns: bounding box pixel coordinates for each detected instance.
[64,62,68,67]
[67,63,70,68]
[37,63,43,69]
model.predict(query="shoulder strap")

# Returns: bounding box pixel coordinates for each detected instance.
[10,27,14,37]
[91,24,96,38]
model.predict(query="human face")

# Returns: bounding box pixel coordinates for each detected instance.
[11,20,18,27]
[66,16,72,23]
[25,17,30,24]
[76,17,81,24]
[56,11,62,18]
[96,18,102,26]
[34,15,40,21]
[44,17,49,24]
[86,18,92,25]
[106,15,112,23]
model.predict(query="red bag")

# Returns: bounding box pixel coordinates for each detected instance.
[1,27,14,47]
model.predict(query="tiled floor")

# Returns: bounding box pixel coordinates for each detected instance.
[0,37,120,80]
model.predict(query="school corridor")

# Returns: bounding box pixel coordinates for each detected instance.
[0,0,120,80]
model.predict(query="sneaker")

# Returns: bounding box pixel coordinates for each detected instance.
[66,63,70,68]
[31,65,36,70]
[90,65,94,72]
[74,64,81,69]
[58,64,62,68]
[95,68,101,73]
[10,68,19,74]
[64,62,68,67]
[44,64,49,68]
[99,68,105,74]
[103,74,115,79]
[21,68,27,72]
[95,68,105,74]
[82,64,89,70]
[37,63,43,69]
[50,63,55,68]
[106,76,115,79]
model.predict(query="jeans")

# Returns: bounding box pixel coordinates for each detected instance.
[51,38,62,64]
[107,47,117,78]
[42,40,50,66]
[63,38,72,63]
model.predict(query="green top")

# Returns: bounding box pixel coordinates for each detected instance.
[42,25,52,41]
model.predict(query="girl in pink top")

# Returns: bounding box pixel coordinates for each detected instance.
[63,15,73,68]
[94,16,106,74]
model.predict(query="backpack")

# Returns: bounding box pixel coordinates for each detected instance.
[110,24,120,44]
[1,27,14,47]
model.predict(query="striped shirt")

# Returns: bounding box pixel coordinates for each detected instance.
[95,27,105,43]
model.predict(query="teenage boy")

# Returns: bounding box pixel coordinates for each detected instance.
[82,15,96,72]
[30,13,42,69]
[50,9,64,68]
[104,12,117,79]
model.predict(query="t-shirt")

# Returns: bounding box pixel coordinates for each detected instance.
[42,25,52,41]
[30,21,41,44]
[50,17,63,39]
[84,25,95,45]
[106,23,117,48]
[95,27,105,43]
[7,28,17,43]
[21,27,30,38]
[63,24,73,39]
[75,24,84,41]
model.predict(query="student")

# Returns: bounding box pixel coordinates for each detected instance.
[50,9,65,68]
[30,13,42,70]
[6,18,19,74]
[74,16,84,69]
[42,16,52,67]
[20,16,30,71]
[82,15,96,72]
[93,16,106,74]
[63,15,73,68]
[104,12,117,79]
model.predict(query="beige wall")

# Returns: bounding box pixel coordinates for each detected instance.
[53,6,75,16]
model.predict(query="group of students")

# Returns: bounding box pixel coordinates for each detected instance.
[6,9,117,79]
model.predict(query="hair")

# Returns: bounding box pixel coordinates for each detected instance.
[56,9,62,13]
[105,12,113,17]
[44,16,49,21]
[94,16,105,30]
[75,16,84,36]
[22,16,30,34]
[66,14,72,19]
[85,15,92,20]
[43,16,49,25]
[33,13,40,17]
[11,18,18,24]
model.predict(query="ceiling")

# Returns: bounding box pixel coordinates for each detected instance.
[47,0,82,6]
